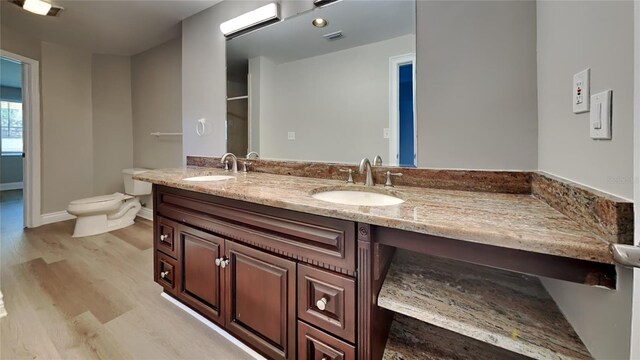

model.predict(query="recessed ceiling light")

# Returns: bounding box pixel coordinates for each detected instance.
[11,0,63,16]
[312,18,328,28]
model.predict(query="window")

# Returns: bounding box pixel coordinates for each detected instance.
[1,101,23,153]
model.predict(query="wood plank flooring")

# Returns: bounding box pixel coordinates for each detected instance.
[0,191,252,360]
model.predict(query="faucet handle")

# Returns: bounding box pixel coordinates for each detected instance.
[339,168,356,184]
[384,171,403,187]
[241,160,252,173]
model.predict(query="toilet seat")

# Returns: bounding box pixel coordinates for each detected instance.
[68,193,132,215]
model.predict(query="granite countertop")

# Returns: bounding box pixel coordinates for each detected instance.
[135,167,614,264]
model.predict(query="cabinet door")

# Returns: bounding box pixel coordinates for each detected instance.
[225,241,296,360]
[177,225,224,325]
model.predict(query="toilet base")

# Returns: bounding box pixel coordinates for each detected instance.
[71,199,141,237]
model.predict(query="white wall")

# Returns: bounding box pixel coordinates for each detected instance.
[254,35,414,163]
[92,54,133,195]
[181,0,314,163]
[537,1,634,200]
[416,0,538,170]
[536,2,635,358]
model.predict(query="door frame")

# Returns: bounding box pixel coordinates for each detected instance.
[632,1,640,358]
[388,53,417,167]
[0,50,41,228]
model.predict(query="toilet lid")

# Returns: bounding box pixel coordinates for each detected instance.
[70,193,126,205]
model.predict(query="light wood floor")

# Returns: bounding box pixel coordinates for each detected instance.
[0,191,252,360]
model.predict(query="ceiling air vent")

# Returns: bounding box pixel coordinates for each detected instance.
[323,31,344,41]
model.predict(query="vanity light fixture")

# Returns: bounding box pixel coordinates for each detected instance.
[220,2,281,38]
[313,0,340,7]
[312,18,328,28]
[11,0,63,16]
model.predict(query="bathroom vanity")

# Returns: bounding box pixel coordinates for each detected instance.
[138,163,631,360]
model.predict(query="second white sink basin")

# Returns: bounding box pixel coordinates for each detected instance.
[183,175,235,182]
[312,189,405,206]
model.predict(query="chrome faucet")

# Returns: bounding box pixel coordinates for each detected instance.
[359,158,374,186]
[373,155,383,166]
[246,151,260,159]
[221,153,238,173]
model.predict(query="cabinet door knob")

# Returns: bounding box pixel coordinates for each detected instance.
[160,234,168,241]
[215,258,222,266]
[316,297,328,311]
[220,259,229,269]
[160,270,170,278]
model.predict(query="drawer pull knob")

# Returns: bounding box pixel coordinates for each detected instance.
[215,257,229,268]
[160,234,169,241]
[160,270,170,278]
[316,297,328,311]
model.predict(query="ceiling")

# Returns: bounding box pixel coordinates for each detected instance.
[0,58,22,88]
[0,0,223,56]
[227,0,415,72]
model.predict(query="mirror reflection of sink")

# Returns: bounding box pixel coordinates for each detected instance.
[183,175,235,182]
[311,188,405,206]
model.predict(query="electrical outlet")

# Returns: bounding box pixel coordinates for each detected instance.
[573,68,590,113]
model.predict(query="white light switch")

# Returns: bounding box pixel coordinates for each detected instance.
[287,131,296,140]
[590,90,612,140]
[573,68,590,113]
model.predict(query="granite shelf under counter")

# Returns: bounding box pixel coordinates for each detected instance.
[135,167,616,268]
[378,250,592,360]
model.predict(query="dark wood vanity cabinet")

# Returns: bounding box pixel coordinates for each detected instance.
[225,241,296,360]
[152,185,359,360]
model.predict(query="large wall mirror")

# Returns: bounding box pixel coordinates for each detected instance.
[226,0,416,166]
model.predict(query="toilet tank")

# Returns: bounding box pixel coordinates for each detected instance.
[122,168,152,195]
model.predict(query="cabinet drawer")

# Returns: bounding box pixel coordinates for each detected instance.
[156,186,356,275]
[298,321,355,360]
[298,264,356,342]
[155,217,177,258]
[155,251,179,296]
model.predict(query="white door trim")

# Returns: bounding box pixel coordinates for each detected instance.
[0,50,41,228]
[388,53,416,167]
[631,1,640,358]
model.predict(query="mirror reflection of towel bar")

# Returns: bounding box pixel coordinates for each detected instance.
[150,132,183,137]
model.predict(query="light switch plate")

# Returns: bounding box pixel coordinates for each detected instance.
[590,90,612,140]
[573,68,590,113]
[287,131,296,140]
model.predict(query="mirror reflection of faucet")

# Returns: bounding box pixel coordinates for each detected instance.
[373,155,383,166]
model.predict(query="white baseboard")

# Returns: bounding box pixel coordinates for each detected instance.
[41,211,76,225]
[0,290,6,319]
[136,206,153,221]
[0,182,23,191]
[160,293,266,360]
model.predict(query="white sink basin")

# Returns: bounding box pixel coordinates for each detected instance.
[183,175,235,182]
[312,190,404,206]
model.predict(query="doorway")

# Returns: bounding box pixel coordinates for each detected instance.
[389,54,417,167]
[0,50,41,229]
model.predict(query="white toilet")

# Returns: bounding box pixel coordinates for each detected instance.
[67,168,152,237]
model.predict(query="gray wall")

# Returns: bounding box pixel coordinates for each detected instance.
[41,42,94,213]
[536,1,635,358]
[181,0,314,162]
[416,0,538,170]
[132,37,183,170]
[92,54,134,195]
[0,155,22,184]
[537,1,634,200]
[256,35,414,163]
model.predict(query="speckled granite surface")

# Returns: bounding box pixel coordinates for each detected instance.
[135,167,614,264]
[187,156,532,194]
[378,250,592,360]
[383,314,530,360]
[532,172,634,245]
